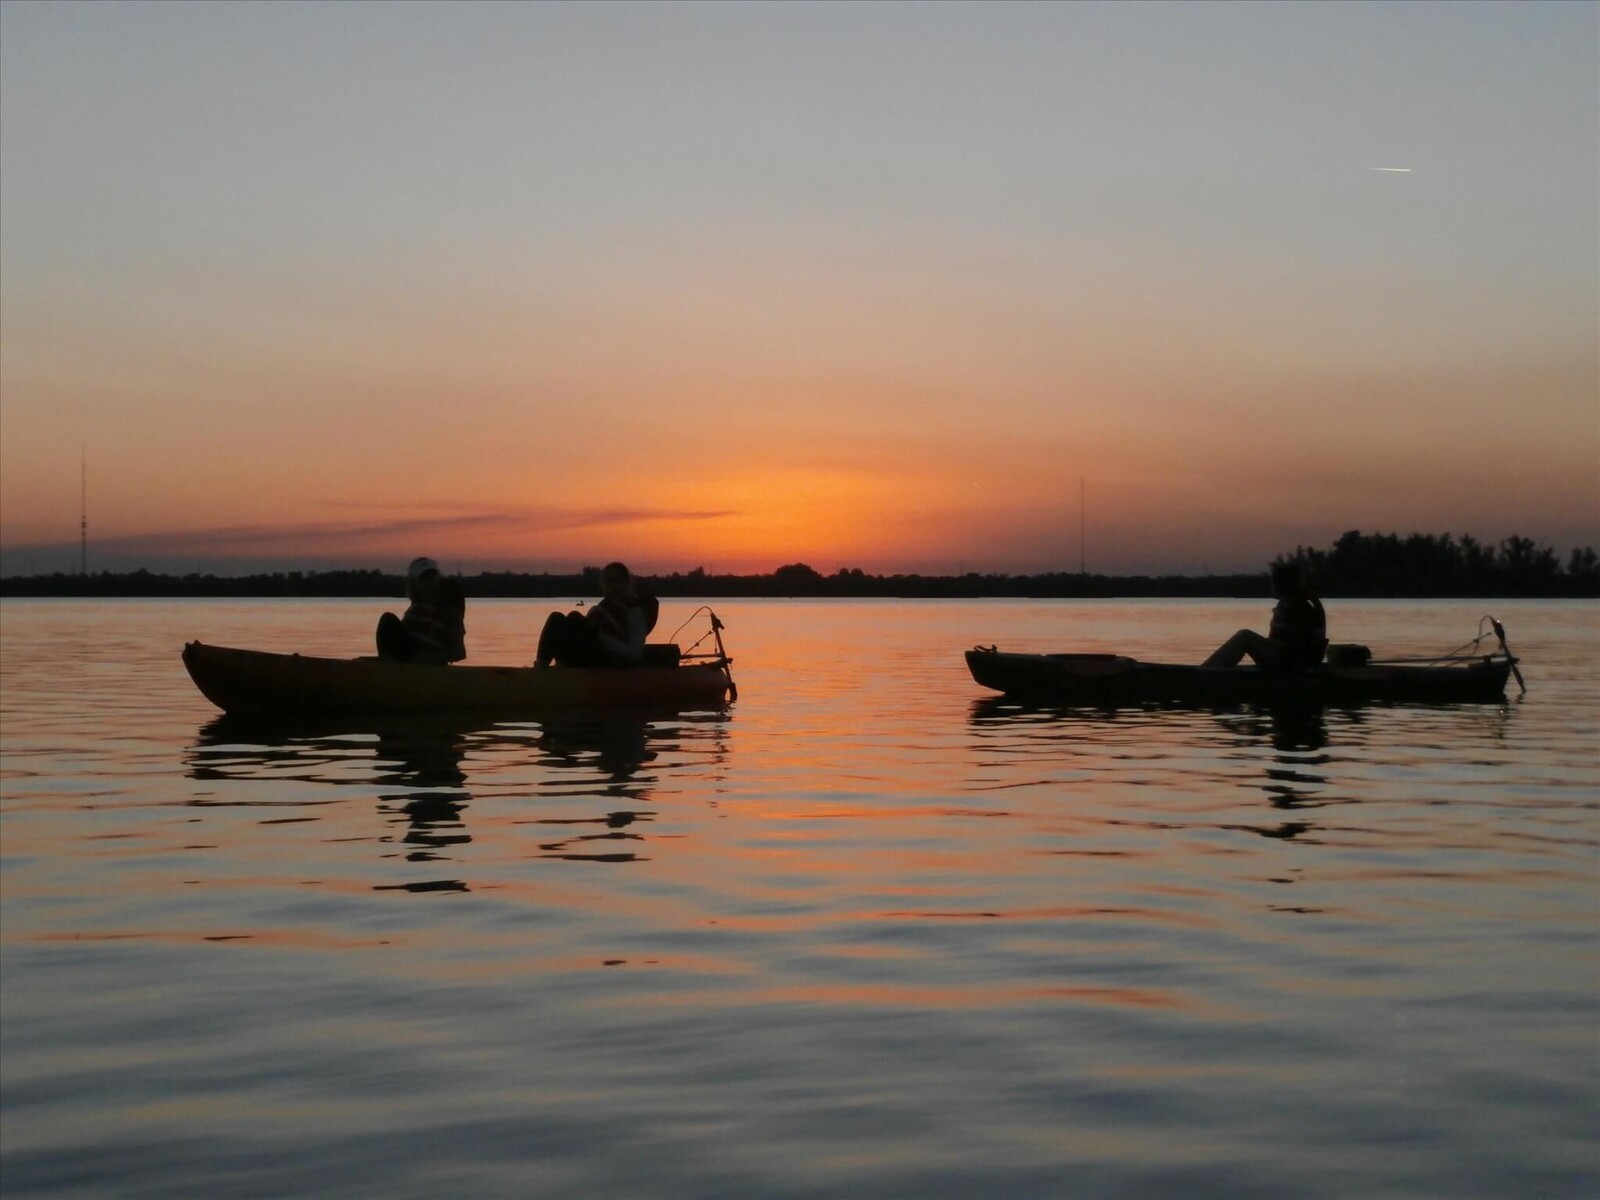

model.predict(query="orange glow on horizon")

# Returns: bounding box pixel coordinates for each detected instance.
[3,347,1595,577]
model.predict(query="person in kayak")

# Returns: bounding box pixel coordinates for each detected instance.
[376,557,467,664]
[535,561,659,667]
[1202,562,1326,670]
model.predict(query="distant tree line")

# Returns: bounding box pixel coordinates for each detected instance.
[1276,531,1598,597]
[0,563,1268,599]
[1,533,1594,599]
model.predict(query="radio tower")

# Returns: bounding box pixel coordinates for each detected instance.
[80,444,88,576]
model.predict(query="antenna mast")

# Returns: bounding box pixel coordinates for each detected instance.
[80,444,88,576]
[1079,476,1086,576]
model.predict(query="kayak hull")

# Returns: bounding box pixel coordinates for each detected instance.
[965,649,1513,706]
[183,642,733,718]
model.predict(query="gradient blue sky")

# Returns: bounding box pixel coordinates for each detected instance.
[2,0,1595,576]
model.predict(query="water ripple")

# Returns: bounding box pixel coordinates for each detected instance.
[2,598,1596,1199]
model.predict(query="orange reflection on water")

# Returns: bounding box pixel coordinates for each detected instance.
[28,928,412,951]
[603,981,1211,1014]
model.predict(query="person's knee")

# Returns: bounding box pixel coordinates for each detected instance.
[376,612,409,659]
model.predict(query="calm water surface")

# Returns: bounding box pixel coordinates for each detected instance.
[2,598,1596,1199]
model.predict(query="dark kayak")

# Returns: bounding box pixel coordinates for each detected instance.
[965,648,1516,706]
[184,640,734,718]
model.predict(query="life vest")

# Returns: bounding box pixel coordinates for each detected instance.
[591,595,659,639]
[590,596,632,641]
[1269,595,1327,668]
[403,596,466,662]
[590,595,659,665]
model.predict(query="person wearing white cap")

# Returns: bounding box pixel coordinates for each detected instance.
[375,557,467,663]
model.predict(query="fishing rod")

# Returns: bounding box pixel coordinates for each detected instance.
[1371,614,1524,696]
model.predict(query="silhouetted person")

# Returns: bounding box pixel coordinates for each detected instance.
[376,557,466,663]
[535,561,658,667]
[1203,562,1326,670]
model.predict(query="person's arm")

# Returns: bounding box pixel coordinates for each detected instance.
[439,579,466,662]
[1268,599,1291,643]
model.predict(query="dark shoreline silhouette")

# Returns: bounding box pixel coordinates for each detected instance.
[3,532,1595,599]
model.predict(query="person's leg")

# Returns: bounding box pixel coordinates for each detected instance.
[559,612,602,666]
[537,611,602,666]
[1243,634,1287,670]
[535,611,566,667]
[376,612,410,660]
[1203,629,1281,668]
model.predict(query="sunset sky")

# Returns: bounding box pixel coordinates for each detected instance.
[2,1,1595,577]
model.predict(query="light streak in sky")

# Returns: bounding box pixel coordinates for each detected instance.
[1366,166,1414,172]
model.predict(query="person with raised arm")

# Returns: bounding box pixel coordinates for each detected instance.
[535,562,658,667]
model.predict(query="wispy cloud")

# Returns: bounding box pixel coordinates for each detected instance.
[5,506,738,556]
[310,502,738,528]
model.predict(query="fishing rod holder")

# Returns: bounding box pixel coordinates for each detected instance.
[1488,616,1526,695]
